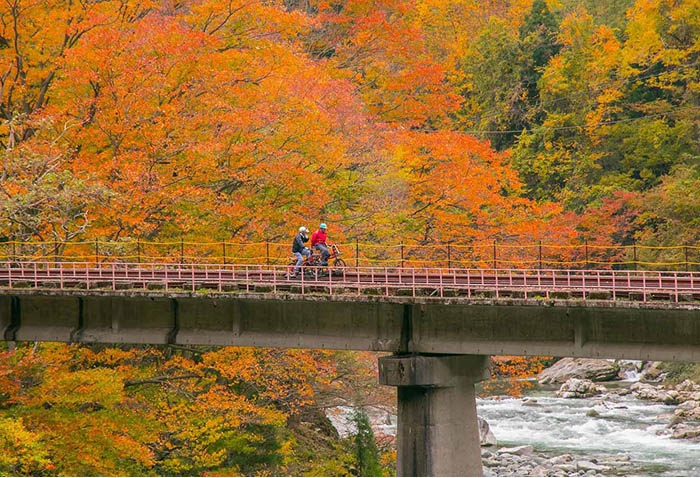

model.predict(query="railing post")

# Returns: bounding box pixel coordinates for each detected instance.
[493,240,497,270]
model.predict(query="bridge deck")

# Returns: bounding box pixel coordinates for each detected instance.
[2,261,700,362]
[2,261,700,303]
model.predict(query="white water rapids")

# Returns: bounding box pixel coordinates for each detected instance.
[329,385,700,476]
[478,392,700,476]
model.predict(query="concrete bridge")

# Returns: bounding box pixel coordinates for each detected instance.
[2,261,700,476]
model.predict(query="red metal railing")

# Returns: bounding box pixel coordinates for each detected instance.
[3,240,700,271]
[2,261,700,303]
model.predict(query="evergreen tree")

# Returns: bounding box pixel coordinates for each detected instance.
[517,0,561,123]
[352,409,382,477]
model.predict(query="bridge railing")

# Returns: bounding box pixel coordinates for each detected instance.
[2,240,700,271]
[1,260,700,302]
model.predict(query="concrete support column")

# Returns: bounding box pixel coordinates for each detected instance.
[379,354,490,477]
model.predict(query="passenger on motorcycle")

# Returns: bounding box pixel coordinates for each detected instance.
[311,223,330,266]
[292,226,311,276]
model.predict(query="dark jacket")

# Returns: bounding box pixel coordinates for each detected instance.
[292,232,308,253]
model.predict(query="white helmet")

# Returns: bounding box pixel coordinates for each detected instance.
[299,226,309,234]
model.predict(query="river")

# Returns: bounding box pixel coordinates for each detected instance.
[329,381,700,476]
[478,391,700,476]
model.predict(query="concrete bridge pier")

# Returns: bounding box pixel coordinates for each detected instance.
[379,354,490,477]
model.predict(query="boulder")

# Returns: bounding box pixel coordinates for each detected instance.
[498,445,533,456]
[478,416,498,447]
[556,378,607,398]
[640,361,665,382]
[631,382,679,403]
[673,401,700,421]
[538,358,620,384]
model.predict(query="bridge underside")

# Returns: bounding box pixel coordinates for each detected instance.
[1,290,699,362]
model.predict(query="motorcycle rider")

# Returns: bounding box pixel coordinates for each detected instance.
[292,226,311,276]
[311,223,330,266]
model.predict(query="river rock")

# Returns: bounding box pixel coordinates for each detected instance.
[616,360,644,380]
[538,358,620,384]
[553,464,576,473]
[530,465,548,476]
[478,416,498,447]
[586,409,600,417]
[522,398,541,407]
[671,424,700,440]
[673,400,700,421]
[499,445,534,456]
[630,382,680,403]
[640,361,665,381]
[556,378,607,398]
[577,460,605,472]
[630,382,663,400]
[676,379,700,392]
[600,455,631,463]
[550,454,575,464]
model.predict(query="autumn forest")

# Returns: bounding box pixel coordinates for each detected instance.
[1,0,700,475]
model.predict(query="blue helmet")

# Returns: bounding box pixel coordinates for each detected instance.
[320,223,327,229]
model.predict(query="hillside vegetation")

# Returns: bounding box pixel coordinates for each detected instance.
[1,0,699,474]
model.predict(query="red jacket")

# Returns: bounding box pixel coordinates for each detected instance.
[311,229,327,247]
